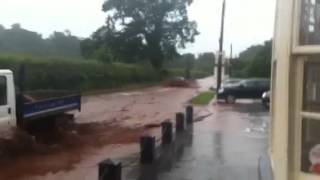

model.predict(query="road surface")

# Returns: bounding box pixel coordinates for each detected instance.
[0,78,209,180]
[0,76,270,180]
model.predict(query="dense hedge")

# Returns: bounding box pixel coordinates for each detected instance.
[0,56,161,91]
[169,69,210,79]
[0,56,210,92]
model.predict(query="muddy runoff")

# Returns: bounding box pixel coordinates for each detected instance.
[0,117,144,180]
[0,81,200,179]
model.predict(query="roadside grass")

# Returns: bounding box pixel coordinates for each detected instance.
[192,91,215,106]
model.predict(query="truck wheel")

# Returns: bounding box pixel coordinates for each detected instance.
[226,95,236,104]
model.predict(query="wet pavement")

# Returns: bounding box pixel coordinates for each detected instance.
[120,100,269,180]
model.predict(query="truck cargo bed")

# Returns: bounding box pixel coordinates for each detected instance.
[23,94,81,120]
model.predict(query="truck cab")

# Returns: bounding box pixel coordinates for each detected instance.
[0,70,16,136]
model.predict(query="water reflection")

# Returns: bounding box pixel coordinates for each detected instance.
[214,131,225,164]
[133,126,194,180]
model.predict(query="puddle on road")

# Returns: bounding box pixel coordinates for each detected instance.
[120,92,143,96]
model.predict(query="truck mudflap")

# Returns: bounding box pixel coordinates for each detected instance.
[23,94,81,120]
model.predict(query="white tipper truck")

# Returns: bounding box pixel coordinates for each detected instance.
[0,69,81,136]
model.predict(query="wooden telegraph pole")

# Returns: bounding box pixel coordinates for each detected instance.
[229,44,232,76]
[230,44,233,59]
[216,0,226,92]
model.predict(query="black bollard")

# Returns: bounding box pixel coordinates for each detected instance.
[98,159,122,180]
[186,105,194,124]
[161,121,173,144]
[175,112,185,132]
[140,136,156,164]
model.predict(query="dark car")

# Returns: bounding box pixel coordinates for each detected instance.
[221,78,243,88]
[217,78,270,103]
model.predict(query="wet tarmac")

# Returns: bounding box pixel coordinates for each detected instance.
[119,100,270,180]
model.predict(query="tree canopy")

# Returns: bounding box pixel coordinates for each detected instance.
[82,0,199,69]
[165,52,215,77]
[0,24,81,58]
[195,52,215,73]
[231,40,272,78]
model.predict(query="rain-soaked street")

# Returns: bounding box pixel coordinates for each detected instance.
[0,77,269,180]
[121,99,269,180]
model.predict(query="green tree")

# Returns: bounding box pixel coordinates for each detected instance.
[47,31,81,58]
[0,24,47,55]
[0,25,5,32]
[86,0,199,70]
[246,40,272,77]
[230,40,272,78]
[165,52,215,76]
[181,53,195,79]
[0,24,82,58]
[195,52,215,73]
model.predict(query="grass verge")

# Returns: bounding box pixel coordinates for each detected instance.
[192,91,215,106]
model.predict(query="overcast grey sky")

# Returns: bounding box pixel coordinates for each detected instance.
[0,0,276,55]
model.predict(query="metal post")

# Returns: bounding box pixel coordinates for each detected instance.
[186,106,193,124]
[140,136,156,164]
[175,112,185,132]
[161,121,173,144]
[98,159,122,180]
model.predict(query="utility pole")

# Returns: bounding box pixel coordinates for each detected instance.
[230,44,233,59]
[216,0,226,92]
[229,44,232,76]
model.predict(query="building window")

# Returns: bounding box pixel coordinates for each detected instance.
[304,61,320,112]
[301,118,320,173]
[300,0,320,45]
[301,60,320,174]
[0,76,7,106]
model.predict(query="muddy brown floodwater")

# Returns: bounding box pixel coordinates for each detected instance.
[0,77,209,180]
[76,86,198,127]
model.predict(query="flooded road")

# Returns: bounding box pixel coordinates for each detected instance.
[0,78,205,180]
[0,76,269,180]
[75,86,197,127]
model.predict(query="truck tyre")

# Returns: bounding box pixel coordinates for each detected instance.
[226,95,236,104]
